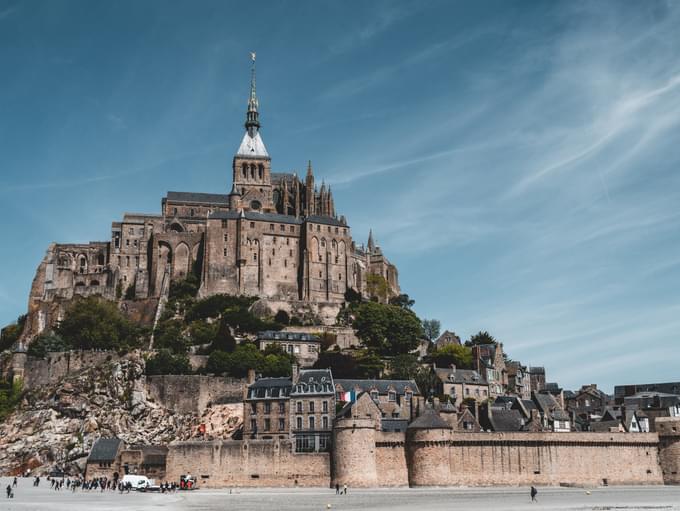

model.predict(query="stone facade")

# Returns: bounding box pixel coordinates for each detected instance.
[19,64,400,343]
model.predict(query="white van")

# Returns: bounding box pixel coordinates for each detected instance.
[121,475,154,490]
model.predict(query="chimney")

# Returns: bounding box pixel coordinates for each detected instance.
[247,368,256,385]
[292,363,299,382]
[450,363,456,372]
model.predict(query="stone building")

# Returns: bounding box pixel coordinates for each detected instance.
[85,437,122,480]
[290,368,335,453]
[433,365,489,408]
[19,59,400,342]
[334,379,422,421]
[243,367,334,452]
[471,343,507,398]
[256,330,320,367]
[506,361,531,400]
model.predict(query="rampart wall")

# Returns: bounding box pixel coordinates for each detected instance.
[406,431,663,487]
[146,375,245,414]
[23,351,120,389]
[657,417,680,484]
[166,440,330,488]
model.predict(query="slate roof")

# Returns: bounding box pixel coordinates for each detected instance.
[435,367,488,385]
[408,410,452,430]
[292,369,334,395]
[88,438,122,463]
[306,215,347,227]
[590,420,623,432]
[209,210,303,225]
[166,191,230,205]
[335,379,421,396]
[624,392,680,410]
[248,377,293,399]
[236,130,269,158]
[489,408,525,432]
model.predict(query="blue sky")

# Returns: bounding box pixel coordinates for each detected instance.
[1,1,679,391]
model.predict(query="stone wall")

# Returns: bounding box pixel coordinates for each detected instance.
[375,431,409,487]
[23,351,121,389]
[166,440,330,487]
[657,417,680,484]
[146,375,246,415]
[408,431,663,487]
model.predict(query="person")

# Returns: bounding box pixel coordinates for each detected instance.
[12,477,17,488]
[6,485,12,498]
[530,486,538,502]
[335,483,339,494]
[343,484,347,495]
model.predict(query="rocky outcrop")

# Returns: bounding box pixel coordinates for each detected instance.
[0,351,242,476]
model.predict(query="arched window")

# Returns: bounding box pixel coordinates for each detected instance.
[258,164,264,179]
[250,164,256,179]
[97,253,105,266]
[242,163,247,178]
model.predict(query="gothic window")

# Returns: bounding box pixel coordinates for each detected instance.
[242,163,247,178]
[250,164,256,179]
[250,200,261,210]
[320,239,326,248]
[258,164,263,179]
[97,253,105,265]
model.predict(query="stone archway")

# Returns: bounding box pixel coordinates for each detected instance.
[173,242,190,278]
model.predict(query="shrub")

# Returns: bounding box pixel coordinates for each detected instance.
[145,350,192,375]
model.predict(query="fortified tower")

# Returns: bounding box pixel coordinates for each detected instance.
[332,417,378,487]
[657,417,680,484]
[405,410,453,486]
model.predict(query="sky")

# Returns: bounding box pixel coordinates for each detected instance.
[1,0,679,392]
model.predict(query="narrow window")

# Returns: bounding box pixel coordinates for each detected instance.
[309,416,315,430]
[223,248,227,257]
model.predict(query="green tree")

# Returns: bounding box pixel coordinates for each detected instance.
[145,350,192,375]
[366,274,389,302]
[153,319,189,354]
[389,294,415,310]
[422,319,441,342]
[0,314,27,352]
[465,331,497,347]
[429,343,473,369]
[26,332,71,358]
[389,353,420,380]
[206,350,232,375]
[355,349,384,379]
[211,320,237,353]
[188,320,217,346]
[57,297,146,351]
[414,366,440,400]
[352,301,423,356]
[0,379,23,422]
[274,310,290,325]
[168,273,200,302]
[185,294,255,322]
[344,288,362,304]
[313,351,359,378]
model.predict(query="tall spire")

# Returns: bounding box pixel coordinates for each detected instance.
[306,160,313,177]
[368,229,375,252]
[245,51,260,136]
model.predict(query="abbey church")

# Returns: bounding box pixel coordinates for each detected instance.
[21,61,399,338]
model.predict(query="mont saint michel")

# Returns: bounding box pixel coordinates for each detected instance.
[1,2,680,510]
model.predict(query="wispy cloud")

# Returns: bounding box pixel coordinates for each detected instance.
[0,5,18,21]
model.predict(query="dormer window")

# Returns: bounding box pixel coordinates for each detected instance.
[388,391,396,402]
[405,391,412,402]
[370,390,379,402]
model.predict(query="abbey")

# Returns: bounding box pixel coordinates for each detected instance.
[22,62,399,338]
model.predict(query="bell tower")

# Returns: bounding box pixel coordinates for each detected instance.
[232,52,274,212]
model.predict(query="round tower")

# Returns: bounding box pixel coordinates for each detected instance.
[332,417,377,487]
[10,343,28,385]
[406,410,453,486]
